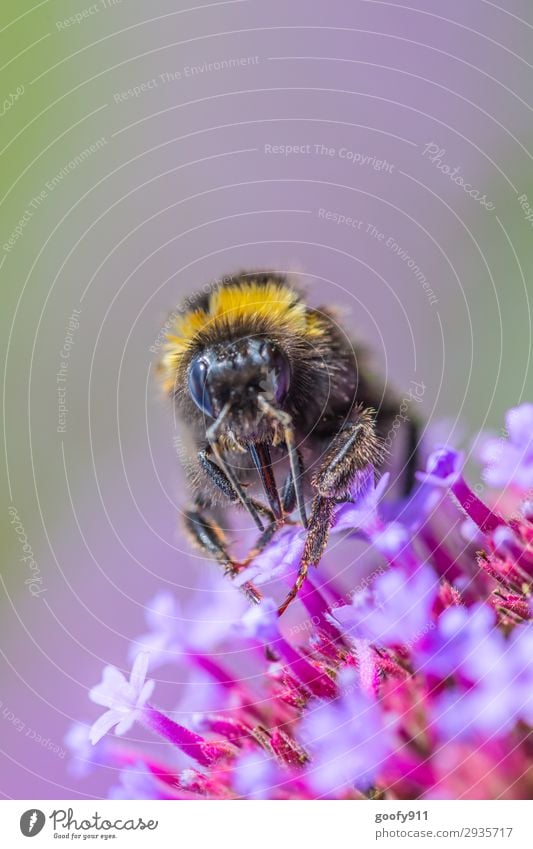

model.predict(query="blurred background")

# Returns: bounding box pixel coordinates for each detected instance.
[0,0,531,798]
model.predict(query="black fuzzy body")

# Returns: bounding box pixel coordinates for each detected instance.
[161,271,419,611]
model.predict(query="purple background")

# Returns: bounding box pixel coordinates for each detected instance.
[1,0,532,798]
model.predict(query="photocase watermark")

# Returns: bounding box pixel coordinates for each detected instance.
[56,308,82,434]
[288,613,323,639]
[318,207,364,230]
[517,193,533,229]
[349,564,389,599]
[19,807,159,838]
[150,310,179,355]
[264,142,394,172]
[318,208,438,306]
[3,138,108,255]
[113,56,260,103]
[403,619,436,651]
[383,379,426,454]
[1,84,24,119]
[55,0,122,30]
[46,137,108,192]
[20,809,46,837]
[420,142,495,211]
[7,506,45,596]
[182,55,260,77]
[0,698,66,758]
[288,565,390,639]
[371,226,439,307]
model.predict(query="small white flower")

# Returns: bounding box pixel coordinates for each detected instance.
[89,652,154,745]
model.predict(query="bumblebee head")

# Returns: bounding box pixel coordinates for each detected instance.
[187,337,290,431]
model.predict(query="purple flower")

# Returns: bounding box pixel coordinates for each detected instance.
[370,521,422,571]
[382,479,443,533]
[505,622,533,723]
[172,668,226,723]
[130,586,246,668]
[235,527,306,587]
[64,722,106,778]
[418,447,506,533]
[431,621,533,739]
[334,469,442,569]
[331,564,438,647]
[89,652,154,744]
[236,597,278,642]
[413,603,499,681]
[298,669,393,795]
[479,404,533,491]
[237,597,337,698]
[72,402,533,801]
[422,446,464,486]
[233,750,283,799]
[109,762,176,800]
[332,467,385,535]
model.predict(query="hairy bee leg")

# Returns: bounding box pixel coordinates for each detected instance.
[283,424,308,528]
[277,497,334,615]
[278,410,383,615]
[210,441,265,532]
[183,507,262,604]
[257,397,308,527]
[241,459,305,567]
[198,450,240,501]
[199,449,275,524]
[199,447,274,530]
[313,410,384,500]
[248,442,282,519]
[280,447,305,515]
[206,403,265,532]
[242,518,284,566]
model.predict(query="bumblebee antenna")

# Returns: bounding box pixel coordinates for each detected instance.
[206,403,265,532]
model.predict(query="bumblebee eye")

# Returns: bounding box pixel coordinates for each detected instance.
[260,343,291,404]
[188,358,214,416]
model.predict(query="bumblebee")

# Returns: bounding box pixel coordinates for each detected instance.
[158,271,419,614]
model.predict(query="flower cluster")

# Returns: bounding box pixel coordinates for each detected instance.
[68,404,533,799]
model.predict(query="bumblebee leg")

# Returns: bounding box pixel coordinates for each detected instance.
[312,408,384,500]
[199,448,274,525]
[198,450,239,501]
[206,403,265,531]
[257,396,308,527]
[240,457,305,567]
[242,518,284,566]
[248,442,283,519]
[278,408,383,615]
[280,447,306,516]
[184,504,262,604]
[278,497,334,615]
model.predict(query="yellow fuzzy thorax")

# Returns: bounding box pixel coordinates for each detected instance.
[159,279,320,394]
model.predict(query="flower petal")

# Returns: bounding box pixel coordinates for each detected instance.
[89,709,122,745]
[138,679,155,707]
[130,652,150,696]
[505,404,533,449]
[89,666,127,708]
[114,712,137,737]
